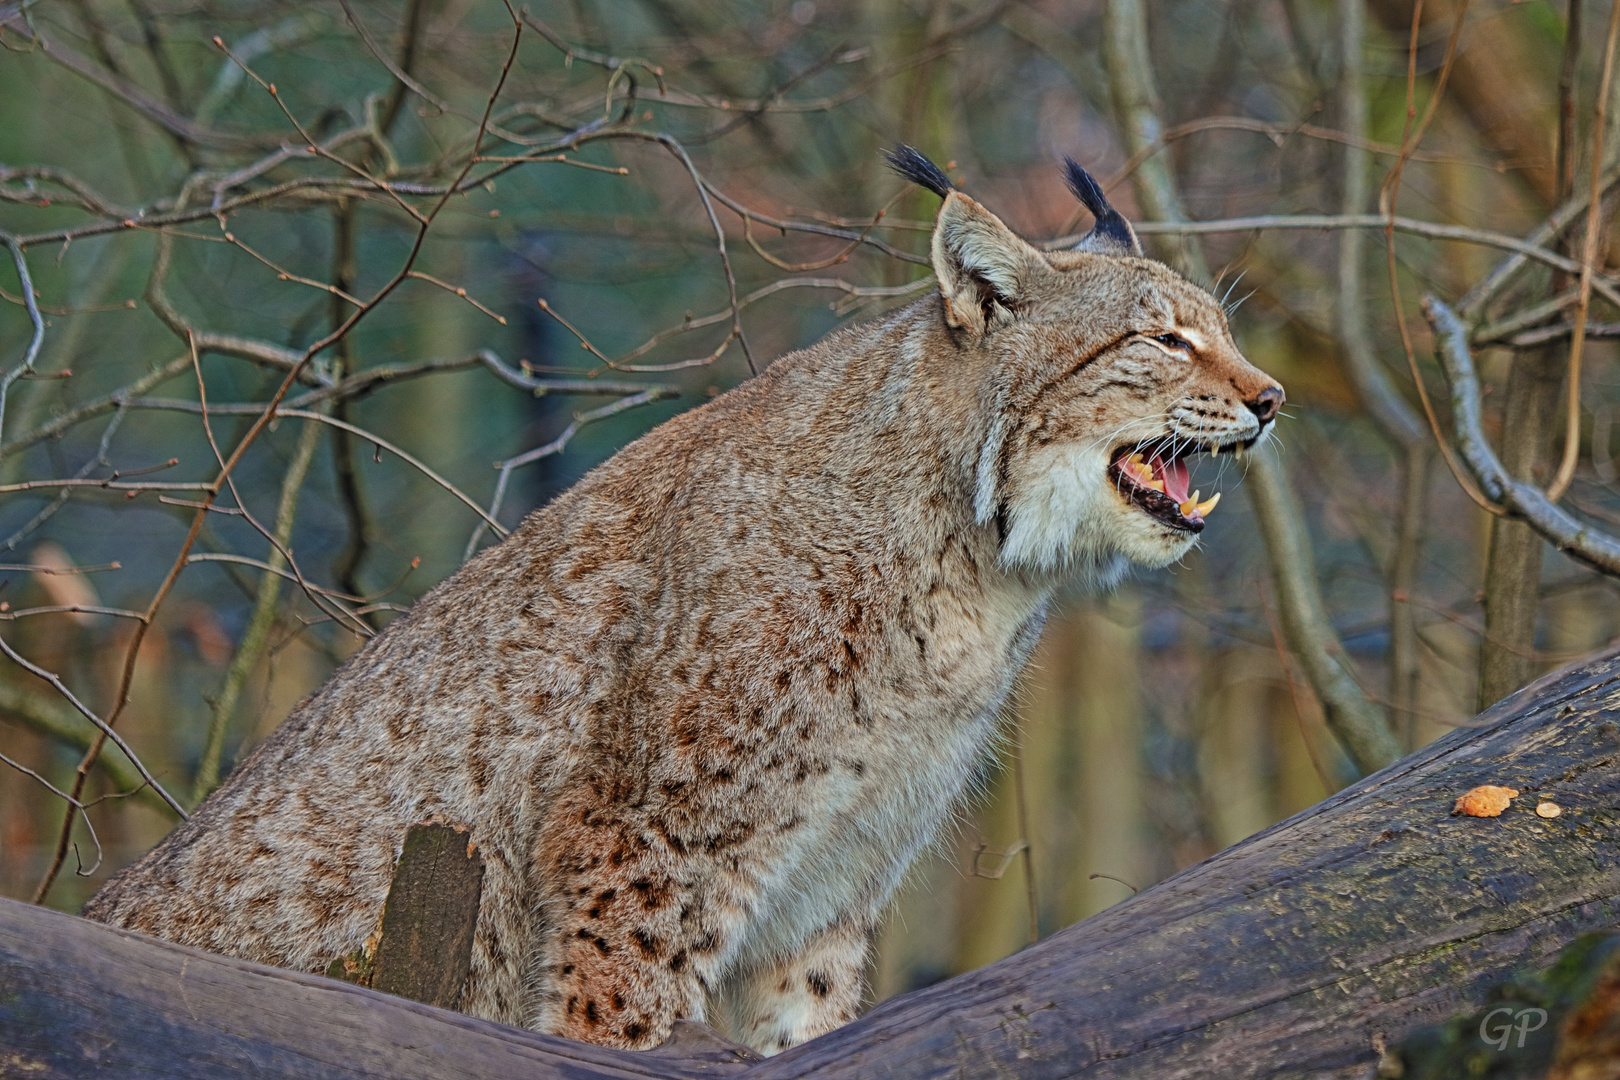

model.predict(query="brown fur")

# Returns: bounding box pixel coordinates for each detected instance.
[86,180,1282,1054]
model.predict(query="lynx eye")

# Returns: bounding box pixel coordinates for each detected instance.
[1149,332,1193,352]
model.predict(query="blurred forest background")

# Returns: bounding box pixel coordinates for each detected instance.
[3,0,1620,1011]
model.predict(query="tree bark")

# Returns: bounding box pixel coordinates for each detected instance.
[3,648,1620,1078]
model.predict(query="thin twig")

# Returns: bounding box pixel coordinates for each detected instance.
[406,271,508,325]
[1010,728,1039,946]
[1,235,46,446]
[1082,216,1620,302]
[276,409,506,535]
[0,632,184,823]
[464,389,673,561]
[192,407,328,801]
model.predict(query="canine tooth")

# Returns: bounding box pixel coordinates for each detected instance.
[1195,491,1221,517]
[1179,493,1198,517]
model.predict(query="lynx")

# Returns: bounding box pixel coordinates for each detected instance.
[86,148,1283,1055]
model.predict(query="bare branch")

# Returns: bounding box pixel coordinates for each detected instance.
[0,633,185,820]
[275,409,506,535]
[1459,156,1620,319]
[0,678,166,811]
[1050,216,1620,306]
[1424,295,1620,576]
[465,390,672,561]
[1,235,47,445]
[0,6,264,149]
[0,478,212,494]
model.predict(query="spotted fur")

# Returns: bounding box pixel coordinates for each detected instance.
[85,169,1282,1055]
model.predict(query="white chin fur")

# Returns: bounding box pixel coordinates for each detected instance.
[998,444,1199,578]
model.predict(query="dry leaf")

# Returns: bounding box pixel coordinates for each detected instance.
[1452,785,1519,818]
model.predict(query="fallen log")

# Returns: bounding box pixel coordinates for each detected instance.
[757,645,1620,1080]
[0,895,758,1079]
[2,648,1618,1078]
[1388,930,1620,1078]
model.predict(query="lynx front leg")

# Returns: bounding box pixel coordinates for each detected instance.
[531,861,736,1050]
[729,918,871,1055]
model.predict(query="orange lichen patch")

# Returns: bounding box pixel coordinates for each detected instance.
[1452,785,1519,817]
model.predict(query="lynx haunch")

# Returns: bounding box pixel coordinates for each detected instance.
[86,148,1284,1055]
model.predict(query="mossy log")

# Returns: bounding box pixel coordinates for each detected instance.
[2,648,1619,1078]
[1389,931,1620,1079]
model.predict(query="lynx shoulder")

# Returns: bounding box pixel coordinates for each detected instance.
[85,149,1283,1055]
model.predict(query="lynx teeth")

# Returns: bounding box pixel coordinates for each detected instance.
[1123,453,1156,487]
[1178,491,1221,519]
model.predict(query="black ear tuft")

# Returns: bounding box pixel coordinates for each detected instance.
[1061,158,1112,219]
[884,145,954,199]
[1063,158,1140,256]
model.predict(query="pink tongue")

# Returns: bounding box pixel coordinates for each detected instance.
[1157,457,1191,504]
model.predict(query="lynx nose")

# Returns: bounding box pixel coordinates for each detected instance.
[1247,386,1284,425]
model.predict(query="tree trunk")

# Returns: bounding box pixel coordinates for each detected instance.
[4,648,1620,1079]
[1366,0,1559,208]
[1478,344,1568,710]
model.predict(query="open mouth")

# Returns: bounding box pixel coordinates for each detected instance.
[1107,438,1230,533]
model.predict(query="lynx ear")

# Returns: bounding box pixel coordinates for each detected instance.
[1063,158,1141,256]
[930,192,1047,336]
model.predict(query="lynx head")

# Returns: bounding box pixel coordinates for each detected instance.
[886,147,1284,579]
